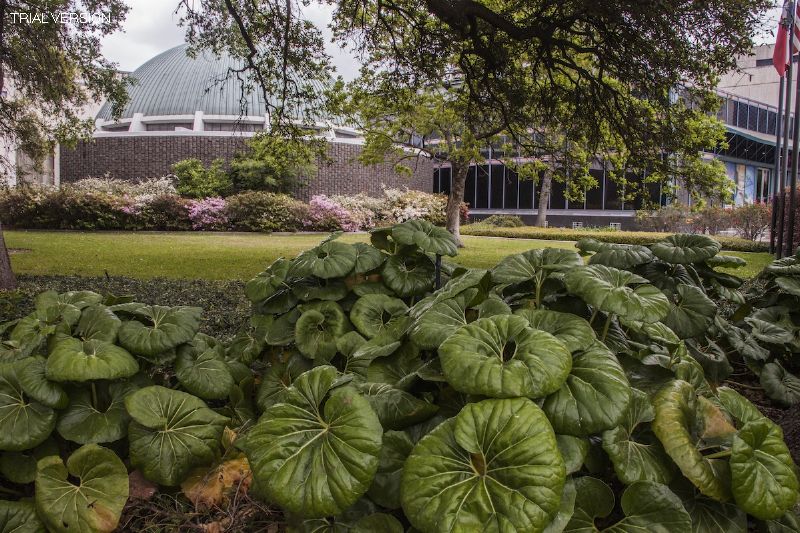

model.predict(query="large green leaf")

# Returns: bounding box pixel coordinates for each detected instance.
[126,386,229,486]
[409,289,476,349]
[651,380,729,501]
[36,444,128,533]
[245,258,292,303]
[401,398,565,533]
[439,315,572,399]
[564,265,670,323]
[678,488,746,533]
[717,386,764,425]
[492,248,583,285]
[589,243,655,269]
[241,366,382,518]
[745,307,797,345]
[117,305,202,357]
[775,276,800,296]
[0,500,46,533]
[0,438,58,485]
[292,277,349,302]
[730,418,799,520]
[761,362,800,407]
[391,219,458,256]
[75,305,122,342]
[292,241,357,279]
[350,294,408,339]
[366,430,414,509]
[365,341,425,390]
[564,477,691,532]
[382,254,435,297]
[515,309,596,353]
[557,434,589,475]
[57,382,137,444]
[0,364,55,451]
[651,234,722,264]
[359,382,438,430]
[706,255,747,269]
[175,335,235,400]
[46,338,139,382]
[601,389,674,485]
[352,242,386,273]
[664,285,717,339]
[295,301,350,361]
[16,356,68,409]
[256,354,312,412]
[543,341,631,436]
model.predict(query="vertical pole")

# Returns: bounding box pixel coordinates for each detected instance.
[778,7,796,258]
[787,2,800,257]
[771,75,786,254]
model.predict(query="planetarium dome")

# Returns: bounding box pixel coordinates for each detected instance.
[95,44,335,134]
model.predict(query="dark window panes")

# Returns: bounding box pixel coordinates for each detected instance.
[550,180,566,209]
[586,170,604,209]
[746,104,758,131]
[758,108,768,133]
[519,177,534,209]
[440,167,451,196]
[605,178,623,210]
[464,166,477,208]
[503,167,519,209]
[490,165,505,209]
[768,110,777,135]
[433,168,441,193]
[475,165,489,209]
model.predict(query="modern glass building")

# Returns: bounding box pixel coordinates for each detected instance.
[433,89,780,228]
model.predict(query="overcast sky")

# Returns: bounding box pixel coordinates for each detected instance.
[101,1,780,81]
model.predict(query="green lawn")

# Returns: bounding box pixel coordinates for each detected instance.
[5,230,772,280]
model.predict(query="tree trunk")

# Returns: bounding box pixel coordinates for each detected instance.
[446,162,467,247]
[0,223,16,291]
[536,171,552,227]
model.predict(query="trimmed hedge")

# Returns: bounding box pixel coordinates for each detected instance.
[460,224,769,252]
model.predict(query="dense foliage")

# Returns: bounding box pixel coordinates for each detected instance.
[636,203,773,241]
[2,219,795,532]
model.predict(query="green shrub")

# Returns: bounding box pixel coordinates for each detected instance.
[172,158,233,198]
[0,186,130,230]
[230,134,319,193]
[480,214,524,227]
[461,225,768,252]
[225,191,309,232]
[134,195,192,231]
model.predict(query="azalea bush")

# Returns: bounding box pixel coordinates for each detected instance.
[187,197,228,231]
[68,176,178,197]
[1,223,799,531]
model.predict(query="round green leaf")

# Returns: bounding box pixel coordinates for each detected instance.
[557,434,589,475]
[601,389,674,485]
[664,284,716,340]
[439,315,572,399]
[565,478,691,532]
[75,304,121,342]
[0,364,55,451]
[359,382,438,430]
[589,243,655,269]
[57,382,137,444]
[0,438,58,485]
[651,234,722,264]
[295,301,350,361]
[382,254,435,297]
[706,255,747,269]
[775,276,800,296]
[241,366,382,518]
[515,308,596,353]
[175,337,235,400]
[543,341,631,436]
[16,356,68,409]
[717,386,764,426]
[245,258,291,303]
[292,277,349,302]
[730,418,799,520]
[292,241,357,279]
[401,397,565,533]
[492,248,583,285]
[565,265,670,323]
[266,309,300,346]
[761,362,800,407]
[745,307,796,345]
[117,305,202,357]
[352,242,386,273]
[0,500,46,533]
[366,430,414,509]
[126,386,229,486]
[679,490,746,533]
[391,219,458,256]
[352,513,404,533]
[409,289,476,350]
[350,294,408,339]
[46,338,138,382]
[36,444,128,533]
[651,380,729,501]
[256,354,312,412]
[765,257,800,275]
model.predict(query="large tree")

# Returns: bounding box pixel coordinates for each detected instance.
[0,0,130,290]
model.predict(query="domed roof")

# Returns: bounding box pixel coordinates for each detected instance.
[97,44,326,122]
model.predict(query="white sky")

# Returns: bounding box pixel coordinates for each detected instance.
[101,0,781,80]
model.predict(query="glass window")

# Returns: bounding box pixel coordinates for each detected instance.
[586,169,604,209]
[503,167,519,210]
[440,167,451,196]
[474,165,489,209]
[464,166,477,208]
[604,178,623,210]
[550,180,566,209]
[519,176,534,209]
[490,165,505,209]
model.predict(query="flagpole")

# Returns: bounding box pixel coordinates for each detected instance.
[771,74,785,255]
[777,3,796,259]
[786,0,800,258]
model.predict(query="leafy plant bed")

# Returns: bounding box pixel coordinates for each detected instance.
[462,224,769,252]
[0,221,798,532]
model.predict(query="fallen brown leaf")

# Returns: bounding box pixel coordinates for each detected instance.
[181,455,252,511]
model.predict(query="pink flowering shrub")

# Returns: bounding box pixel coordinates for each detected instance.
[304,195,362,231]
[187,197,229,231]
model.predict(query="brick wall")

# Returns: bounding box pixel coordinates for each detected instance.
[59,135,433,199]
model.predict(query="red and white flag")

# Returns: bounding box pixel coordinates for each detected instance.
[774,0,800,76]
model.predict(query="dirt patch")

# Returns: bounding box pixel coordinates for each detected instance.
[7,248,30,254]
